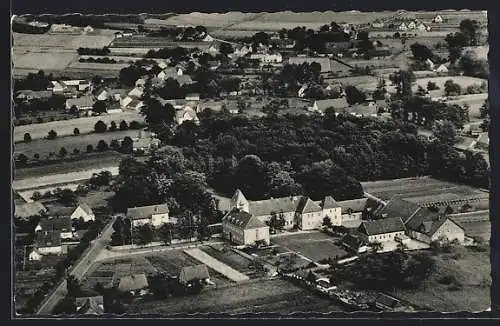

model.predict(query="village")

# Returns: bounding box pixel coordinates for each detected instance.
[12,10,490,316]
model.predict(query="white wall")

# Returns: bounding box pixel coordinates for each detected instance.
[151,213,169,227]
[368,231,405,243]
[38,246,62,255]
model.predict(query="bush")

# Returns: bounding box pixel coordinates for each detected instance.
[47,129,57,140]
[73,128,80,136]
[109,121,117,132]
[73,148,80,155]
[86,144,94,153]
[119,120,128,130]
[36,117,43,124]
[438,275,458,285]
[17,154,28,166]
[59,147,68,158]
[97,140,109,152]
[24,133,32,142]
[129,120,142,130]
[94,120,107,133]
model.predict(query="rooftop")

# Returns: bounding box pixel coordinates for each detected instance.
[126,204,170,220]
[34,231,61,248]
[179,264,210,284]
[38,216,72,232]
[359,217,406,236]
[118,273,149,292]
[222,208,268,229]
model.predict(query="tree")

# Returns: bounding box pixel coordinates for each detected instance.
[427,81,439,91]
[433,121,458,145]
[444,79,462,97]
[135,224,154,245]
[109,121,117,132]
[58,147,68,158]
[268,212,285,231]
[444,205,454,215]
[73,148,80,156]
[479,119,489,132]
[459,19,481,46]
[416,86,427,97]
[23,133,32,142]
[410,42,435,61]
[344,85,366,105]
[94,120,107,133]
[219,42,234,56]
[97,140,109,152]
[17,153,28,166]
[141,98,175,130]
[158,223,173,245]
[479,99,489,118]
[86,144,93,153]
[56,189,77,205]
[121,136,134,154]
[110,139,120,150]
[445,32,467,63]
[92,101,107,114]
[119,120,128,130]
[390,70,415,101]
[66,275,82,296]
[47,129,57,140]
[369,241,383,253]
[322,216,333,228]
[73,128,80,136]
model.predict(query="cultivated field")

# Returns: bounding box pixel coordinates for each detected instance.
[14,151,122,180]
[13,30,117,74]
[111,36,208,49]
[362,177,488,206]
[126,278,341,314]
[67,61,129,71]
[271,232,348,262]
[145,13,253,29]
[14,110,144,142]
[391,247,490,312]
[14,130,140,158]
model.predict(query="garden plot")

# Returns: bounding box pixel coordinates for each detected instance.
[184,248,250,283]
[271,232,349,263]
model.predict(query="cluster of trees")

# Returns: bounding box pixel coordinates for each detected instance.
[14,70,53,92]
[144,46,191,62]
[77,47,111,55]
[410,42,445,64]
[458,50,488,79]
[79,57,118,64]
[94,119,143,133]
[14,95,66,118]
[146,25,208,41]
[337,249,435,290]
[445,19,483,63]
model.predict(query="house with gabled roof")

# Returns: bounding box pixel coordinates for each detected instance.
[222,208,270,245]
[179,265,211,285]
[404,207,465,244]
[358,217,406,243]
[33,231,63,255]
[126,203,171,227]
[70,203,95,222]
[35,215,74,239]
[309,98,349,115]
[118,273,149,294]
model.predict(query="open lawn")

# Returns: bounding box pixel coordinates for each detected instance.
[458,220,491,241]
[271,232,348,263]
[362,177,488,206]
[14,110,144,142]
[445,93,488,121]
[201,245,265,279]
[414,76,488,96]
[14,151,122,180]
[390,247,490,312]
[14,129,140,158]
[127,278,341,314]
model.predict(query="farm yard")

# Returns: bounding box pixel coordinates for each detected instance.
[271,232,349,263]
[361,177,489,207]
[14,129,141,158]
[390,246,490,312]
[126,278,341,314]
[14,110,144,142]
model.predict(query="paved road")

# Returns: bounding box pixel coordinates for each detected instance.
[36,215,117,315]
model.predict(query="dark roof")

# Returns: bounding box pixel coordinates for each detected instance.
[222,208,268,229]
[179,264,210,284]
[322,196,340,209]
[34,231,61,248]
[75,296,105,315]
[359,217,405,236]
[405,207,464,236]
[118,274,149,292]
[341,233,366,251]
[337,198,368,214]
[126,204,169,220]
[38,217,72,233]
[15,201,46,219]
[297,197,322,214]
[248,196,304,216]
[375,197,421,222]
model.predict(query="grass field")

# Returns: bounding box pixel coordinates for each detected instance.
[127,278,341,314]
[271,232,348,263]
[184,248,250,282]
[446,93,488,121]
[361,177,488,205]
[390,247,490,312]
[14,110,144,142]
[414,76,488,96]
[146,13,253,29]
[458,220,491,241]
[14,129,140,158]
[201,245,266,279]
[67,61,129,71]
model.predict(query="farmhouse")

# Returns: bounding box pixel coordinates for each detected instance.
[70,203,95,222]
[35,215,73,239]
[233,44,252,57]
[75,296,105,315]
[176,75,194,86]
[337,198,370,225]
[82,25,94,34]
[126,203,171,227]
[309,98,349,115]
[185,93,201,101]
[357,217,406,243]
[33,231,63,255]
[65,96,95,112]
[404,207,465,244]
[435,64,449,73]
[132,136,160,154]
[398,22,408,31]
[62,80,92,92]
[341,233,370,254]
[433,15,443,23]
[158,67,183,80]
[126,99,144,111]
[222,208,270,246]
[249,53,283,65]
[425,58,435,70]
[179,265,211,285]
[342,103,378,117]
[407,21,417,29]
[28,248,42,261]
[49,81,65,94]
[288,57,331,73]
[118,274,149,294]
[15,90,53,102]
[15,201,47,219]
[128,86,144,98]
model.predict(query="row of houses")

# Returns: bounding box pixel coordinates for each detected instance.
[221,189,372,245]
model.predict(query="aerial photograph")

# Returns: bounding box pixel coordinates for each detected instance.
[11,9,490,317]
